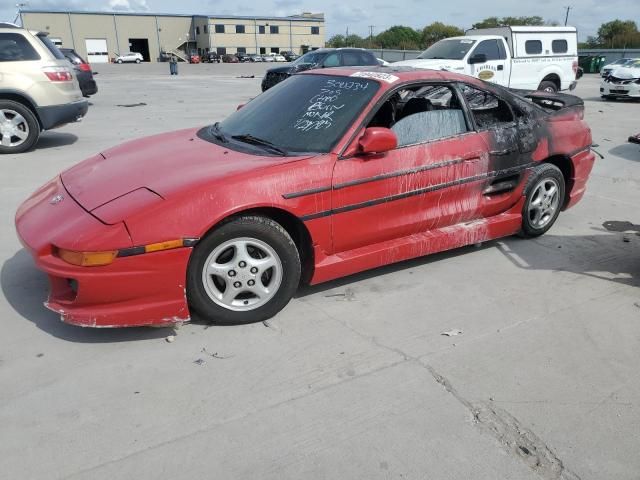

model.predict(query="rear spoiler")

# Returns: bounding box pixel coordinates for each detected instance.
[509,89,583,112]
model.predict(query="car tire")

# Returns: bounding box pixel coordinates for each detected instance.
[135,59,141,64]
[538,80,559,93]
[520,163,565,238]
[601,95,613,100]
[0,100,40,154]
[187,215,301,325]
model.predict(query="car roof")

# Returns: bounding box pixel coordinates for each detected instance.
[301,65,486,87]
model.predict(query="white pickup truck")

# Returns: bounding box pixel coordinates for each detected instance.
[393,26,579,92]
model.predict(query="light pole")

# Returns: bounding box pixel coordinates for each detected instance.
[13,3,27,26]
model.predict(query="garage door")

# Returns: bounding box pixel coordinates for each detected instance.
[85,38,109,63]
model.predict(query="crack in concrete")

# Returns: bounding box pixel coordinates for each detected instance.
[311,300,582,480]
[422,362,581,480]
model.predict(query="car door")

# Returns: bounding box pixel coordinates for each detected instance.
[468,39,507,86]
[331,83,488,253]
[458,83,530,219]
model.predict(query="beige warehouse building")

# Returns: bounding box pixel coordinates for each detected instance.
[20,9,325,63]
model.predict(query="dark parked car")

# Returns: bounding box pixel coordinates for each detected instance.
[203,52,221,63]
[281,50,299,62]
[222,54,239,63]
[261,48,379,91]
[60,48,97,97]
[235,52,250,62]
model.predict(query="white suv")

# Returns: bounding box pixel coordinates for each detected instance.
[115,52,143,63]
[0,23,87,153]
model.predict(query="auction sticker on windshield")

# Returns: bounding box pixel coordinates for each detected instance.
[350,71,399,83]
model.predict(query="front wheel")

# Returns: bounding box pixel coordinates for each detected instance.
[538,80,558,93]
[187,216,301,325]
[135,59,141,64]
[520,163,565,238]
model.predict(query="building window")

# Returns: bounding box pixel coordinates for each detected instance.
[258,25,265,34]
[216,47,226,55]
[237,47,246,53]
[259,47,266,54]
[196,26,200,35]
[204,25,208,34]
[311,26,319,35]
[552,39,568,53]
[270,25,279,34]
[215,24,225,34]
[525,40,542,55]
[270,47,279,53]
[236,25,245,34]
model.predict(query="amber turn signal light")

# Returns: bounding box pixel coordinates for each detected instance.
[144,239,185,253]
[56,248,118,267]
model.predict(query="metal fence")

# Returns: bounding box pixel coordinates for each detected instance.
[368,48,640,65]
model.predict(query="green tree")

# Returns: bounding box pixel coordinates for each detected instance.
[421,22,464,47]
[597,20,639,48]
[326,34,346,48]
[374,25,422,49]
[326,34,367,48]
[472,16,545,29]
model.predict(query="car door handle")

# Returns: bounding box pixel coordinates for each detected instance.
[461,151,483,161]
[489,148,516,156]
[497,65,504,71]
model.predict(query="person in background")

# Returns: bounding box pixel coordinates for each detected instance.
[170,55,178,75]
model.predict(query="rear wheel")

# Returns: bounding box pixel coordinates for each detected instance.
[0,100,40,154]
[135,59,141,64]
[520,163,565,238]
[187,216,301,325]
[538,80,559,93]
[116,59,123,64]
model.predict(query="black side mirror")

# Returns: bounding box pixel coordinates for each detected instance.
[294,63,313,72]
[469,53,487,65]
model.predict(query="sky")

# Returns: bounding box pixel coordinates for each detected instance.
[1,0,636,41]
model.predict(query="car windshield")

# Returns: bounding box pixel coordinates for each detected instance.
[212,74,379,154]
[292,51,326,66]
[613,59,632,65]
[417,39,476,60]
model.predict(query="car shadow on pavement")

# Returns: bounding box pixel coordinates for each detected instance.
[1,249,171,343]
[609,143,640,162]
[296,242,495,297]
[35,132,78,150]
[496,228,640,288]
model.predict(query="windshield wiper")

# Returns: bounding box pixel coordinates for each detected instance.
[211,122,227,143]
[231,134,287,155]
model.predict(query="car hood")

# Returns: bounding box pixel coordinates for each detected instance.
[267,65,294,74]
[610,66,640,79]
[392,58,466,72]
[61,128,311,214]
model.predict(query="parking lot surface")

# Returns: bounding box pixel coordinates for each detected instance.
[1,64,639,480]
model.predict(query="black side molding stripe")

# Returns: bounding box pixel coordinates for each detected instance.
[300,163,535,222]
[283,157,469,199]
[333,158,467,190]
[282,185,332,199]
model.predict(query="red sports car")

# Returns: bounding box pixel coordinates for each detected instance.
[15,67,595,327]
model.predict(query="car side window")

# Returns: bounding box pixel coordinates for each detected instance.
[472,40,504,61]
[368,84,469,147]
[322,53,340,67]
[459,84,514,129]
[0,33,40,62]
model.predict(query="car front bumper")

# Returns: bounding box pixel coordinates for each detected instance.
[15,176,192,328]
[37,99,89,130]
[600,81,640,98]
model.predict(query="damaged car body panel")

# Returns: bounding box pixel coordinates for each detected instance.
[15,67,595,327]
